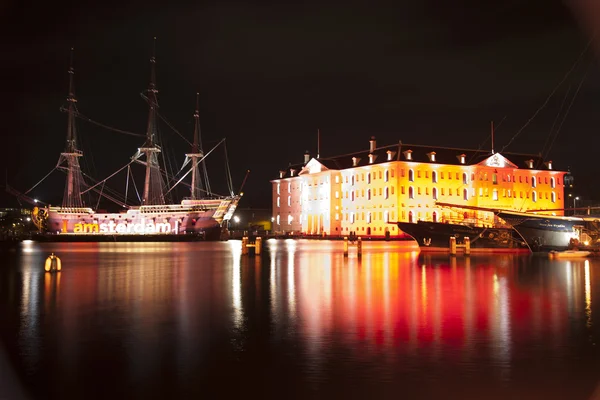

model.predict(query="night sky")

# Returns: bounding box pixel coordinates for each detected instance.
[2,0,599,209]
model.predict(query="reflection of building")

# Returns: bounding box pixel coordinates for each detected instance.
[271,138,567,237]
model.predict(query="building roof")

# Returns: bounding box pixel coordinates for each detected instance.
[273,141,560,180]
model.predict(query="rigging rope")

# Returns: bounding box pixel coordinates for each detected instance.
[543,59,593,160]
[80,160,136,195]
[500,36,594,153]
[164,138,225,196]
[223,139,235,196]
[129,167,141,203]
[24,166,57,195]
[69,110,146,138]
[157,111,192,147]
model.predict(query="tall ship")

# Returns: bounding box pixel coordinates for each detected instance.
[25,43,240,241]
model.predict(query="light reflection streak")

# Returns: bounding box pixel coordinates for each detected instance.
[566,262,573,308]
[585,260,592,328]
[287,240,296,318]
[20,265,42,372]
[492,273,511,380]
[230,241,243,330]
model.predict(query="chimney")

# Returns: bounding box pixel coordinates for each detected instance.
[304,151,310,164]
[369,136,376,152]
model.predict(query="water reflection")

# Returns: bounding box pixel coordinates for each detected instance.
[2,240,600,399]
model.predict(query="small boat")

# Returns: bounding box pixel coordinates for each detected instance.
[548,250,591,259]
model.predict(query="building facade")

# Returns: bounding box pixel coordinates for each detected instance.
[271,138,567,237]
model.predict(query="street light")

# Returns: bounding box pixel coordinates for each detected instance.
[233,216,240,224]
[574,196,580,211]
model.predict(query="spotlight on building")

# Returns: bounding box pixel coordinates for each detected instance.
[233,216,240,224]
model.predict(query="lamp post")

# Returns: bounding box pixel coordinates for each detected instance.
[574,197,580,214]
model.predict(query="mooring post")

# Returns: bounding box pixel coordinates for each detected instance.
[255,236,262,255]
[449,236,457,256]
[343,237,349,257]
[464,236,471,256]
[242,236,249,255]
[357,237,362,258]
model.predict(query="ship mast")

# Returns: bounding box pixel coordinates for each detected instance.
[60,47,85,208]
[186,93,204,200]
[140,37,165,205]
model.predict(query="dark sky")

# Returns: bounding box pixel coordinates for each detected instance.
[1,0,599,209]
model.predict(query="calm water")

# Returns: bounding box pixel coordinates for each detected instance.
[1,240,600,399]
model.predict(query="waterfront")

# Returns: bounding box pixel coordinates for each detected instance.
[1,240,600,399]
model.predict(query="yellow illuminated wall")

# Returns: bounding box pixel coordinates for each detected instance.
[272,152,566,237]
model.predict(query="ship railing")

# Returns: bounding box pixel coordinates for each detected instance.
[49,206,95,214]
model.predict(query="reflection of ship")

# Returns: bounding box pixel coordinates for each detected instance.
[397,221,530,253]
[26,44,241,241]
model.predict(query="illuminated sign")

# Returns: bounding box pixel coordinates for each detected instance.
[73,219,172,234]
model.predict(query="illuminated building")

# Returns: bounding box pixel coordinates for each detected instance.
[271,137,567,237]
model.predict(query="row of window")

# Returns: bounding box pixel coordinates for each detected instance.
[277,186,561,207]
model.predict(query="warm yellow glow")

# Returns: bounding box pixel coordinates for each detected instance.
[585,260,592,328]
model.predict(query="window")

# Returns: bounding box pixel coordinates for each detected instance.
[433,187,438,200]
[385,187,389,199]
[391,170,395,178]
[367,189,371,200]
[551,177,556,188]
[532,176,537,188]
[335,213,339,220]
[432,171,438,183]
[409,186,414,199]
[492,173,497,184]
[479,188,483,197]
[384,210,389,223]
[551,192,556,203]
[408,211,414,223]
[277,183,280,195]
[432,211,437,222]
[350,212,355,223]
[335,191,339,199]
[287,196,291,206]
[288,215,293,225]
[455,172,459,180]
[335,176,339,184]
[367,212,372,223]
[351,175,355,186]
[288,182,291,192]
[367,173,371,184]
[277,197,280,207]
[385,170,389,182]
[463,188,468,200]
[532,191,537,202]
[441,172,445,179]
[391,186,395,195]
[351,191,355,201]
[276,215,280,225]
[409,169,414,182]
[401,186,405,194]
[493,189,498,201]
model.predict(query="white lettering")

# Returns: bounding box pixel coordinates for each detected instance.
[70,219,173,234]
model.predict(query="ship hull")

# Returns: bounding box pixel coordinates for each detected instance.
[496,212,581,252]
[33,197,239,241]
[397,221,530,253]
